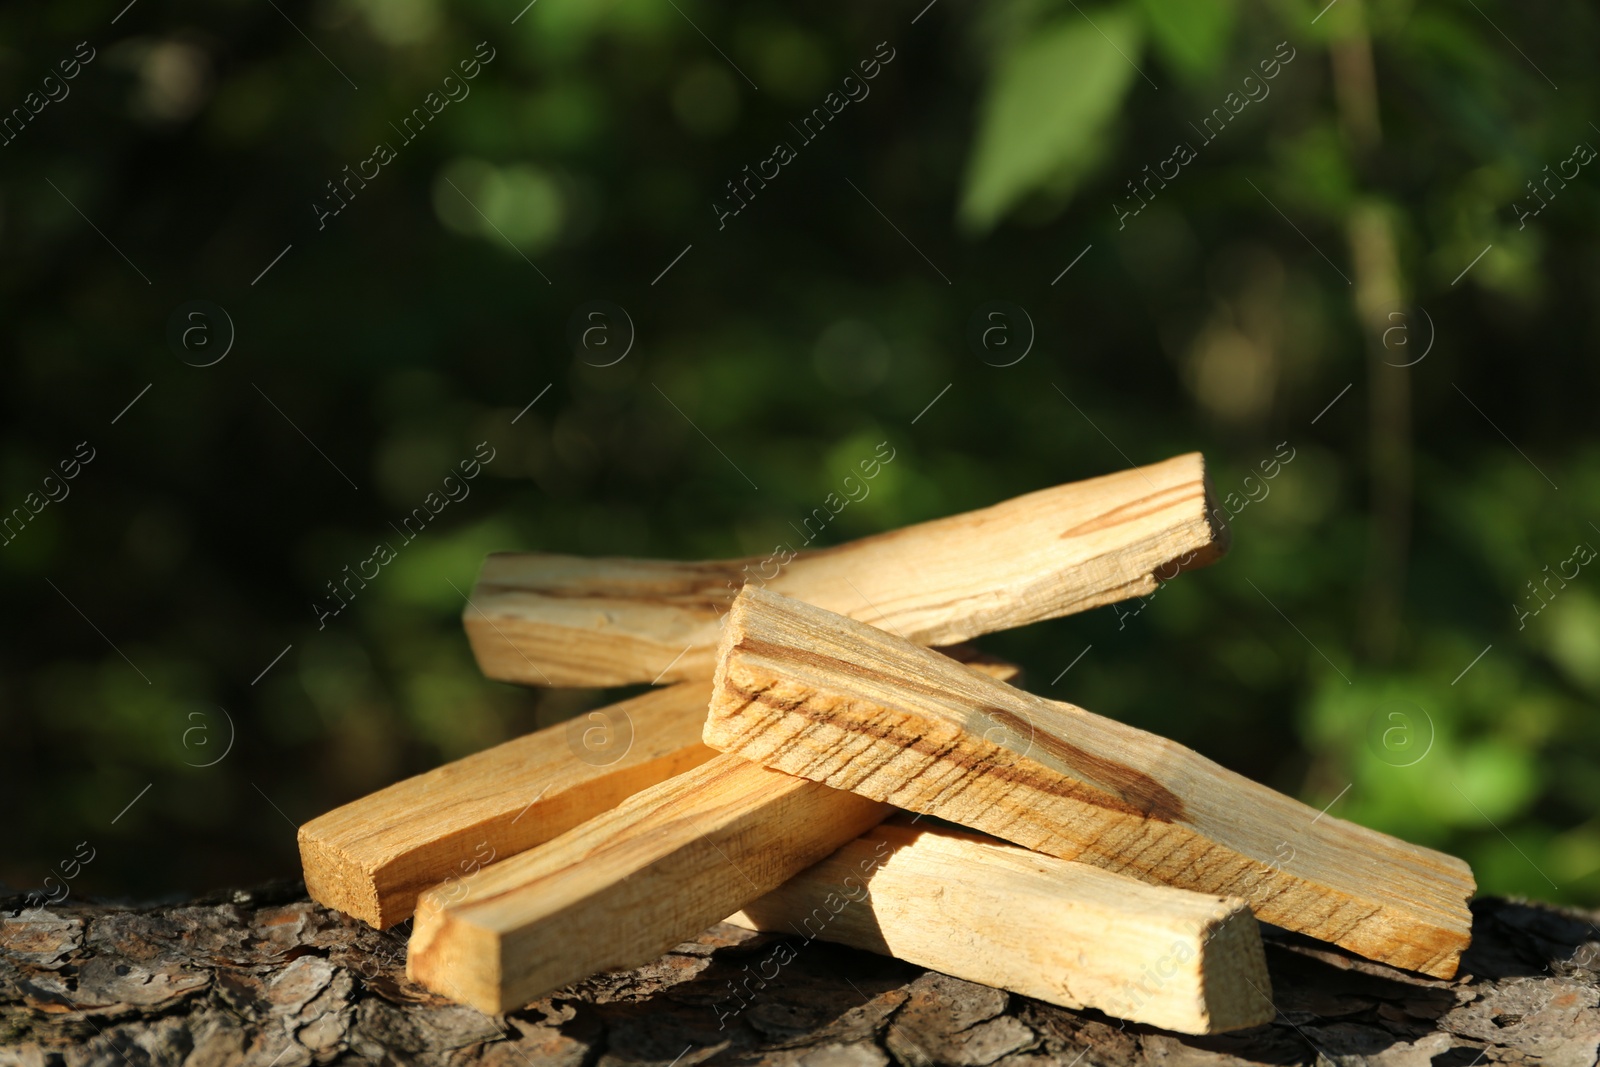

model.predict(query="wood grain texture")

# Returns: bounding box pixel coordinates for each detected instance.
[725,819,1275,1035]
[405,754,890,1013]
[299,648,1016,931]
[298,681,716,929]
[706,587,1477,979]
[467,452,1226,686]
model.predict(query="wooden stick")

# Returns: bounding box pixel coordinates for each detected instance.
[299,648,1016,929]
[725,819,1274,1035]
[706,587,1477,979]
[467,452,1226,686]
[400,652,1017,1011]
[298,681,716,929]
[405,754,890,1013]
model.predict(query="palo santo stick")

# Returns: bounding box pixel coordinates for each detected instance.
[725,819,1274,1035]
[468,452,1225,686]
[706,587,1477,979]
[298,682,716,929]
[406,754,889,1013]
[299,648,1016,929]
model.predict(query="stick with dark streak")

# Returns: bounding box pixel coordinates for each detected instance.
[704,587,1476,979]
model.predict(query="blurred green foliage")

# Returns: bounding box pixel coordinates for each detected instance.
[2,0,1597,912]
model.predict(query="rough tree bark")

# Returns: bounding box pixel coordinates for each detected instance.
[2,884,1597,1067]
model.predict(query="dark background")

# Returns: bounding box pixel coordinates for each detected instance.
[2,0,1597,909]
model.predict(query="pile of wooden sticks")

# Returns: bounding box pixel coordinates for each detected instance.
[298,452,1476,1036]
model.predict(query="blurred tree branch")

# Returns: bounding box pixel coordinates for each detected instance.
[1332,0,1411,664]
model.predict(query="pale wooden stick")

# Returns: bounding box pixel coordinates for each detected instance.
[299,649,1016,929]
[725,819,1275,1035]
[405,754,889,1013]
[298,681,715,928]
[467,452,1225,686]
[706,587,1476,979]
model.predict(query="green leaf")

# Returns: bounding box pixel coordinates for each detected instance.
[1135,0,1235,81]
[959,7,1142,233]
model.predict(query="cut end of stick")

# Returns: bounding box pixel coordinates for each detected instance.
[407,893,504,1013]
[1192,900,1276,1032]
[297,681,719,929]
[726,820,1274,1034]
[1184,451,1233,572]
[298,825,387,929]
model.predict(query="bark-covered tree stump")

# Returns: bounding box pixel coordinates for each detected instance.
[3,884,1598,1067]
